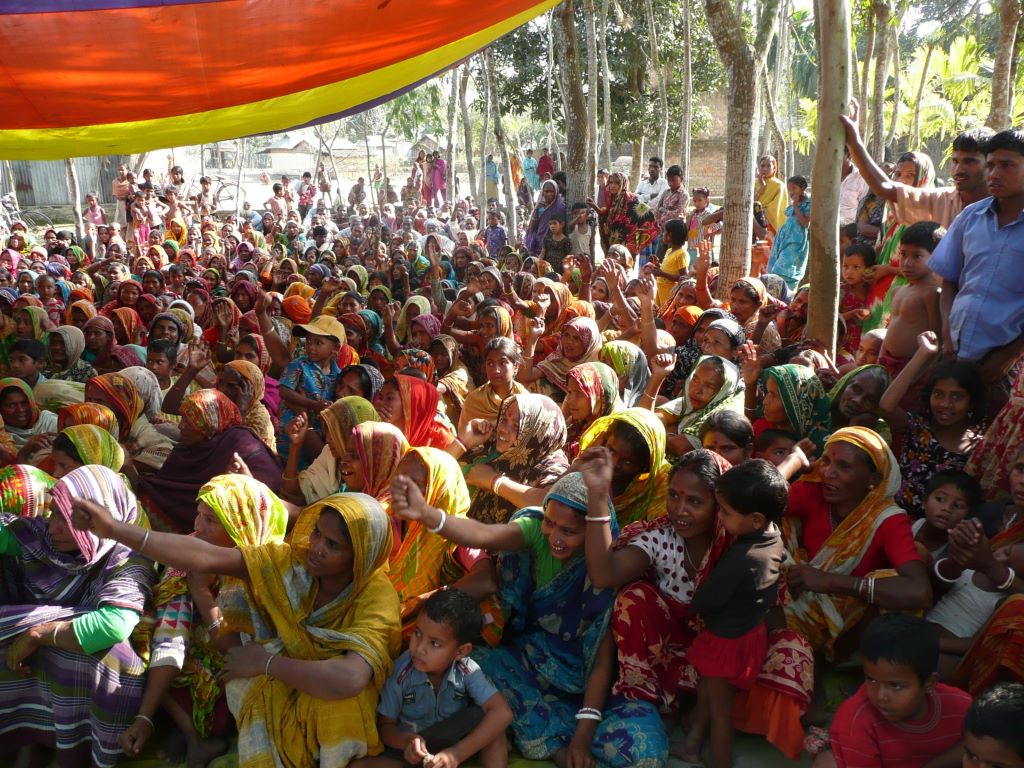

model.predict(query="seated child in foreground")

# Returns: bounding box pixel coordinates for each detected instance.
[353,589,513,768]
[877,221,943,379]
[962,683,1024,768]
[815,613,972,768]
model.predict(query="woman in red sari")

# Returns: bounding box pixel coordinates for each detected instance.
[584,448,813,759]
[373,373,455,449]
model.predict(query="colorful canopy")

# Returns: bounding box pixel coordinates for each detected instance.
[0,0,557,160]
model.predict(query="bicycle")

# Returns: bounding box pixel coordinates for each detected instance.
[181,174,246,215]
[1,194,54,230]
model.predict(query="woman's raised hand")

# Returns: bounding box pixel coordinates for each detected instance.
[635,273,656,305]
[574,446,614,495]
[70,498,118,539]
[188,343,212,372]
[650,351,676,380]
[458,418,494,450]
[917,331,940,357]
[214,301,233,329]
[228,452,254,477]
[737,341,761,388]
[389,474,430,521]
[286,412,310,446]
[525,315,545,340]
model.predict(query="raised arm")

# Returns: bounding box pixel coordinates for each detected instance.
[879,332,940,437]
[390,475,526,552]
[71,499,247,579]
[840,104,897,203]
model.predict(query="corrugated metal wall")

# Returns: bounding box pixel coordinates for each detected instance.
[8,157,120,207]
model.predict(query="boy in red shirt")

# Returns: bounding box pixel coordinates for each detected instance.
[815,614,971,768]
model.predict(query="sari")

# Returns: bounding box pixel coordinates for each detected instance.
[579,408,671,525]
[299,397,380,504]
[659,355,745,450]
[393,348,436,383]
[0,378,59,448]
[467,393,569,524]
[62,424,125,472]
[138,390,281,532]
[663,308,735,397]
[432,335,471,422]
[564,361,622,461]
[535,316,602,396]
[57,402,118,432]
[393,373,455,449]
[47,325,97,383]
[15,305,53,341]
[599,340,650,407]
[0,464,55,517]
[863,152,936,332]
[760,364,831,451]
[86,372,174,470]
[784,427,906,657]
[82,315,117,369]
[611,453,813,759]
[395,296,432,345]
[388,448,472,620]
[150,474,288,737]
[951,516,1024,693]
[111,306,144,346]
[827,364,892,441]
[227,494,401,768]
[0,466,154,768]
[224,360,277,453]
[603,173,659,256]
[524,180,567,257]
[352,422,410,507]
[966,365,1024,500]
[472,476,666,766]
[458,380,529,431]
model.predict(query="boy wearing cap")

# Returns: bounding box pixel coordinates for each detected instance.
[277,315,346,461]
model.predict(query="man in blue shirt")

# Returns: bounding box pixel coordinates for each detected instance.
[929,128,1024,387]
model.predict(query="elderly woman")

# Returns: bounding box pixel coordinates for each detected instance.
[389,471,667,767]
[727,277,782,353]
[72,491,401,768]
[0,466,155,768]
[784,426,932,657]
[518,316,603,400]
[46,325,97,383]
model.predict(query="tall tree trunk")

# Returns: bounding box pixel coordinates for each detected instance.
[987,0,1023,129]
[599,0,613,170]
[867,0,891,161]
[910,42,934,151]
[459,66,477,201]
[859,11,875,138]
[478,60,490,204]
[703,0,782,296]
[584,0,599,187]
[64,158,84,241]
[363,119,373,194]
[680,0,694,187]
[235,138,245,218]
[806,0,850,356]
[630,139,645,189]
[380,133,388,207]
[762,79,788,173]
[558,0,591,209]
[644,0,669,161]
[884,26,901,152]
[446,69,459,198]
[484,49,519,238]
[2,161,18,211]
[546,12,558,168]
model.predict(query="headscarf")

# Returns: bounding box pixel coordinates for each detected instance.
[197,474,288,549]
[51,465,139,565]
[282,295,312,324]
[396,296,432,344]
[785,427,904,655]
[761,364,831,450]
[0,464,55,517]
[467,393,568,524]
[65,299,97,326]
[524,180,567,256]
[0,378,54,442]
[479,304,514,340]
[179,389,243,441]
[599,341,650,407]
[393,374,454,449]
[353,421,411,500]
[49,324,87,371]
[241,333,273,375]
[394,348,436,383]
[15,305,52,340]
[57,402,118,433]
[112,344,147,369]
[148,312,185,342]
[705,317,746,349]
[111,306,143,345]
[230,281,260,312]
[564,361,623,460]
[86,372,143,439]
[83,315,117,361]
[357,309,387,356]
[536,316,602,393]
[579,408,671,525]
[409,313,442,344]
[60,424,125,472]
[431,335,471,411]
[659,355,745,448]
[118,366,163,423]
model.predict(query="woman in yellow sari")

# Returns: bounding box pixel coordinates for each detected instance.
[387,447,498,637]
[578,408,672,526]
[72,491,402,768]
[783,426,932,658]
[755,155,788,235]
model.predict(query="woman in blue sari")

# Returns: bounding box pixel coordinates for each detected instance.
[389,471,667,767]
[524,180,567,258]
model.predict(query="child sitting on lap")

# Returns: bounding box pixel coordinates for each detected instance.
[353,589,513,768]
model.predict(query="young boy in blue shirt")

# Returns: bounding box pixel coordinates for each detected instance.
[353,589,512,768]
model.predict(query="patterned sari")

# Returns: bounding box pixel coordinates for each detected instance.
[564,362,623,461]
[579,408,671,525]
[784,427,906,657]
[659,355,745,450]
[535,316,603,397]
[966,365,1024,500]
[951,517,1024,694]
[0,464,55,517]
[473,476,666,766]
[0,466,154,768]
[599,340,650,407]
[226,494,401,768]
[760,364,832,451]
[394,373,455,449]
[150,474,288,737]
[466,393,569,524]
[298,397,380,504]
